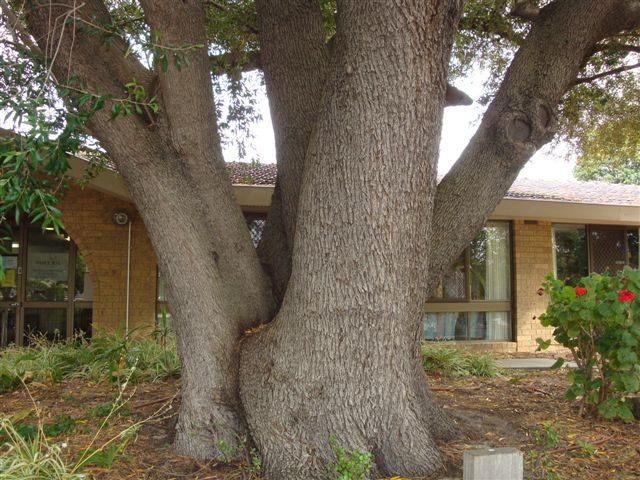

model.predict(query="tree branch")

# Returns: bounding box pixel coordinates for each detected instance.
[0,0,42,56]
[209,50,261,76]
[510,0,540,21]
[593,42,640,55]
[573,61,640,86]
[428,0,640,294]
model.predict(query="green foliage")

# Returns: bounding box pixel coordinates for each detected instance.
[214,436,262,476]
[0,414,77,443]
[533,421,559,449]
[327,434,372,480]
[452,0,528,81]
[567,73,640,185]
[526,420,598,479]
[0,332,180,394]
[537,267,640,420]
[0,415,84,480]
[450,1,640,166]
[421,343,502,377]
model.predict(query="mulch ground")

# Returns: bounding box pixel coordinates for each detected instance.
[1,370,639,479]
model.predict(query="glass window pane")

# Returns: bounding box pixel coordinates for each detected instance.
[157,271,168,302]
[1,230,20,302]
[0,308,16,347]
[470,222,511,300]
[589,227,632,274]
[485,312,511,341]
[423,312,458,340]
[424,311,511,341]
[431,253,466,300]
[26,228,70,302]
[554,224,588,285]
[24,308,66,342]
[246,218,266,248]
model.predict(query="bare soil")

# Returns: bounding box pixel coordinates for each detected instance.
[1,369,639,479]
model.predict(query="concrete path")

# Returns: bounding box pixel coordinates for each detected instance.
[496,358,577,369]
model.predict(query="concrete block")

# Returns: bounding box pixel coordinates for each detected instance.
[463,447,523,480]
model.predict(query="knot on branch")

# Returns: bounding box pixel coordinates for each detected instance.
[499,98,556,154]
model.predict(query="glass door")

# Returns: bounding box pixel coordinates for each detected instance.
[23,226,72,343]
[0,232,20,347]
[0,223,93,347]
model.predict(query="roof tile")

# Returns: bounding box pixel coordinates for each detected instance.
[222,163,640,207]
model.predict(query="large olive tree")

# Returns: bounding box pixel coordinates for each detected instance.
[2,0,640,478]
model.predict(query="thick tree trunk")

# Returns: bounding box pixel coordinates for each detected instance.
[254,0,330,303]
[240,2,463,478]
[24,0,274,459]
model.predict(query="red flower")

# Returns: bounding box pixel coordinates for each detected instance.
[618,290,635,302]
[575,287,587,296]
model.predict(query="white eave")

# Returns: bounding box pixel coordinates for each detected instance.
[492,197,640,226]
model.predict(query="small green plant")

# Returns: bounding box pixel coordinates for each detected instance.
[214,436,262,476]
[533,421,559,449]
[576,439,595,457]
[537,267,640,421]
[215,438,238,464]
[246,447,262,476]
[328,434,372,480]
[89,400,130,420]
[421,343,502,377]
[526,422,562,480]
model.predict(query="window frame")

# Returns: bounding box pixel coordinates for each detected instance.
[424,221,514,341]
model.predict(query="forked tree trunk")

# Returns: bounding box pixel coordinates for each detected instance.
[240,2,462,478]
[24,0,274,460]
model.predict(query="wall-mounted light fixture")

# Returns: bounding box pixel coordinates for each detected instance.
[112,211,130,226]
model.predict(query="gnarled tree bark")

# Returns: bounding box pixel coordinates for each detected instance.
[240,1,463,477]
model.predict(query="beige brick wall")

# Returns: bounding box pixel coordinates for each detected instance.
[58,186,157,334]
[512,220,558,352]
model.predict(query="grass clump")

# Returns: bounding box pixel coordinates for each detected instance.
[0,331,180,394]
[421,342,502,377]
[0,415,85,480]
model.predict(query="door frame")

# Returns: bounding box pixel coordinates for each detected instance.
[1,224,86,346]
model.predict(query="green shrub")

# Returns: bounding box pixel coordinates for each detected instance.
[537,266,640,421]
[0,332,180,394]
[421,343,502,377]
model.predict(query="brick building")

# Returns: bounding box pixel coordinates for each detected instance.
[1,158,638,352]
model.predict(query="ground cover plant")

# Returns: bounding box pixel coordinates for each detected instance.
[1,341,639,479]
[0,332,180,395]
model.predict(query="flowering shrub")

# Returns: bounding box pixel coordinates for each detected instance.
[537,266,640,421]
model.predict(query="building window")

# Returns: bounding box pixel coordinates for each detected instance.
[553,224,639,285]
[425,221,512,341]
[553,224,588,286]
[246,216,266,248]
